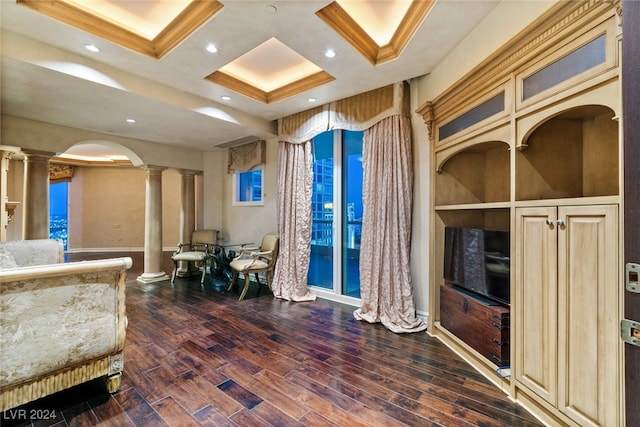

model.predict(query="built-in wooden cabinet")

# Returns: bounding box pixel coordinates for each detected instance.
[515,205,619,427]
[418,2,623,425]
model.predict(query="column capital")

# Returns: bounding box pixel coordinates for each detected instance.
[1,150,18,161]
[177,169,201,177]
[140,164,167,175]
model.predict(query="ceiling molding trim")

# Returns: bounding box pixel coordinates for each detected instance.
[383,0,436,63]
[17,0,224,59]
[205,71,335,104]
[152,1,225,58]
[51,157,133,167]
[17,0,155,57]
[315,2,379,64]
[205,71,268,103]
[268,72,336,104]
[316,0,434,66]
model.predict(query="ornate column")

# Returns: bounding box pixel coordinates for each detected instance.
[137,165,169,284]
[176,169,196,277]
[22,149,54,240]
[1,150,16,241]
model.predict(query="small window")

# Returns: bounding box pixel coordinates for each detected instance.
[233,169,263,206]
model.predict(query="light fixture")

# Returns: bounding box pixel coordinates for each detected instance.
[265,5,277,14]
[126,118,136,123]
[325,49,336,58]
[221,95,231,101]
[308,97,317,103]
[206,44,218,53]
[84,44,100,53]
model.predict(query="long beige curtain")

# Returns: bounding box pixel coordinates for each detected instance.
[353,115,426,333]
[270,140,316,301]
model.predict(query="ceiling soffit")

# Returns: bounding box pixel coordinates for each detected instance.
[16,0,224,59]
[316,0,435,65]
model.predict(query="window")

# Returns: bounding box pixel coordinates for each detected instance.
[49,181,68,249]
[233,169,263,205]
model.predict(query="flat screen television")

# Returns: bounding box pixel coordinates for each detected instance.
[443,227,510,305]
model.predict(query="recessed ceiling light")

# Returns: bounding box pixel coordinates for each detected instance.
[265,5,277,14]
[84,44,100,53]
[126,118,136,123]
[221,95,231,101]
[206,44,218,53]
[308,97,317,103]
[325,49,336,58]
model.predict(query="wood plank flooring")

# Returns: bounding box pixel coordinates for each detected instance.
[1,252,543,426]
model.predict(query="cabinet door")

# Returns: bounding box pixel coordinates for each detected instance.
[514,206,558,403]
[556,205,619,427]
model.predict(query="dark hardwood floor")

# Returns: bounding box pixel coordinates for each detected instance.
[2,252,542,426]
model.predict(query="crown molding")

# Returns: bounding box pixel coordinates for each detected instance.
[419,0,617,125]
[316,0,434,66]
[17,0,223,59]
[205,71,335,104]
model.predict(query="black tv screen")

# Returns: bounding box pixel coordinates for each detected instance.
[443,227,510,305]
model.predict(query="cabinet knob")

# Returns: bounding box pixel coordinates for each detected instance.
[546,218,554,226]
[557,219,565,227]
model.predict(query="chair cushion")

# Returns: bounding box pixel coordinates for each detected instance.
[172,251,208,262]
[230,258,268,272]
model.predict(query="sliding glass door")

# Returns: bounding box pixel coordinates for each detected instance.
[308,130,363,299]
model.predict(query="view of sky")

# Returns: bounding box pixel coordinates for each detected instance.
[49,182,68,216]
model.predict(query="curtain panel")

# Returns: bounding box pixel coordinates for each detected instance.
[353,115,426,333]
[270,140,316,301]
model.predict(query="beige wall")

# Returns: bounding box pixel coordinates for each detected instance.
[410,84,431,318]
[201,151,225,233]
[4,161,183,251]
[219,137,279,245]
[66,166,181,251]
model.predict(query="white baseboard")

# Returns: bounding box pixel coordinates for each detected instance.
[65,247,179,253]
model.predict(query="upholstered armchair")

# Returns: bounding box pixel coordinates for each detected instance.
[228,234,279,300]
[171,229,218,284]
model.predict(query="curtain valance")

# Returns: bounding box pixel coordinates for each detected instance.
[278,81,409,143]
[227,139,266,173]
[49,164,74,183]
